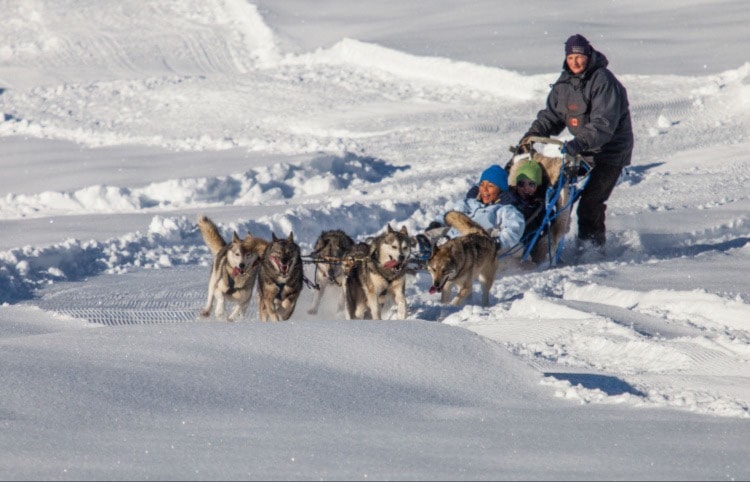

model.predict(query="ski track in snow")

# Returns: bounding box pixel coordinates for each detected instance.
[1,1,749,420]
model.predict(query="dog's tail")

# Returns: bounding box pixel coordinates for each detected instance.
[197,214,226,255]
[444,211,490,237]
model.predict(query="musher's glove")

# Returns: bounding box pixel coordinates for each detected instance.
[564,139,582,157]
[517,136,533,154]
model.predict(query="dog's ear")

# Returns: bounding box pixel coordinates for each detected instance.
[313,236,327,252]
[288,231,294,243]
[386,224,394,234]
[232,231,241,243]
[272,232,279,242]
[399,225,408,236]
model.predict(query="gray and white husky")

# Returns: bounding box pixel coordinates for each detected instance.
[308,229,355,315]
[197,214,268,321]
[426,230,498,307]
[257,232,304,322]
[345,224,413,320]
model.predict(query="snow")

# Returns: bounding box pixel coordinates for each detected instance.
[1,0,749,479]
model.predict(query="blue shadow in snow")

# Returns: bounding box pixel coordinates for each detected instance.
[309,152,409,187]
[544,372,646,397]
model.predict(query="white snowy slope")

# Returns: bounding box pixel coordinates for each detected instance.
[0,0,749,480]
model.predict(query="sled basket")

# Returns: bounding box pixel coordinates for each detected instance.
[505,136,594,266]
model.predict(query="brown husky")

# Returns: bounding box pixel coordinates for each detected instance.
[257,232,304,322]
[197,214,268,321]
[344,224,413,320]
[426,232,498,307]
[308,229,355,315]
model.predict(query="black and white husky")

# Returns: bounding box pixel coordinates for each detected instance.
[344,224,413,320]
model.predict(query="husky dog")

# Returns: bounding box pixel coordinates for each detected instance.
[444,209,523,272]
[340,241,372,318]
[257,232,304,322]
[197,214,268,321]
[308,230,355,315]
[341,242,371,279]
[345,224,413,320]
[426,232,499,307]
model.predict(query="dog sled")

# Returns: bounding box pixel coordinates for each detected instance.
[294,138,593,316]
[300,136,594,276]
[503,136,594,266]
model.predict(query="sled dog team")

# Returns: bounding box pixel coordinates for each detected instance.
[197,208,527,322]
[198,145,580,321]
[197,146,575,322]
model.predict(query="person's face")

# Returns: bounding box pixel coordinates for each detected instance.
[566,54,589,75]
[517,179,538,200]
[479,180,501,204]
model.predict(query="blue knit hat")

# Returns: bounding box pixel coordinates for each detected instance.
[479,165,508,192]
[565,34,592,56]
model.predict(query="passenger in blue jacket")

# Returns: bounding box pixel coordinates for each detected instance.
[446,165,525,249]
[416,165,525,258]
[521,34,633,252]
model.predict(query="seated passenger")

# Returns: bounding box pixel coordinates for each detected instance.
[416,165,525,258]
[510,160,546,242]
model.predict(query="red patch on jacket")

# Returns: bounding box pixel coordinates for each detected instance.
[570,118,579,127]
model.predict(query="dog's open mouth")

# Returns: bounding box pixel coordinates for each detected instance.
[271,256,291,276]
[232,257,260,278]
[429,278,448,295]
[383,258,404,271]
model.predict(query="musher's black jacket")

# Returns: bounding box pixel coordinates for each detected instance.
[525,50,634,167]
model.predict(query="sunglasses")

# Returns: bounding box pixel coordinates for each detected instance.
[517,180,537,189]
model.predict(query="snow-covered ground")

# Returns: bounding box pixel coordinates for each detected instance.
[1,1,749,479]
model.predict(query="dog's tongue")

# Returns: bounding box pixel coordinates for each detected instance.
[429,286,437,295]
[232,267,242,277]
[384,259,400,269]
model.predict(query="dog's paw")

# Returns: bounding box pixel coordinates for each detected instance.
[200,309,210,317]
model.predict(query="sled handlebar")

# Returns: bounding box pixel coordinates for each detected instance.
[508,136,564,159]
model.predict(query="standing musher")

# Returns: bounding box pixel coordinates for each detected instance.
[520,34,634,253]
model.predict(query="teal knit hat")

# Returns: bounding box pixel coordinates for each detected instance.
[515,161,542,186]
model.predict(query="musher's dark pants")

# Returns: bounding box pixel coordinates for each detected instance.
[576,157,628,246]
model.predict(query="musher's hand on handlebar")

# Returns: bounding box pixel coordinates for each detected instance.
[563,139,582,157]
[517,136,533,154]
